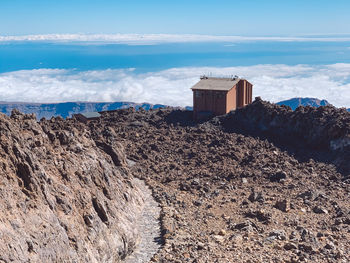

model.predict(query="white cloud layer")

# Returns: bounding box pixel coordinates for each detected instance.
[0,64,349,108]
[1,34,350,45]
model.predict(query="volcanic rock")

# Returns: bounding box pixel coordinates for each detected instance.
[1,98,350,262]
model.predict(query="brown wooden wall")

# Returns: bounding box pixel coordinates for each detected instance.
[193,90,227,117]
[226,86,237,113]
[236,79,252,108]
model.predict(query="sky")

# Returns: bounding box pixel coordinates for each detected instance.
[0,1,350,108]
[1,0,350,36]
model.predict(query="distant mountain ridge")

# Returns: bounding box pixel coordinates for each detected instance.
[0,101,167,119]
[276,97,331,110]
[0,98,348,119]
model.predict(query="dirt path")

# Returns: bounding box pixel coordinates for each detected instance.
[123,178,162,263]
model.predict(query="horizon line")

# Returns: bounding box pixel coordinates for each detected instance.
[2,33,350,45]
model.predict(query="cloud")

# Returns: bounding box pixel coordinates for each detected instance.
[1,34,350,45]
[0,64,349,108]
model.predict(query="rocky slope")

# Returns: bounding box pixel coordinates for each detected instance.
[92,101,350,262]
[215,97,350,175]
[0,110,148,262]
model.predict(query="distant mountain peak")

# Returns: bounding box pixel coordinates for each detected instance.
[277,97,331,110]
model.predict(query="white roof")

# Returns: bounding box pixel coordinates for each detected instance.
[191,77,240,91]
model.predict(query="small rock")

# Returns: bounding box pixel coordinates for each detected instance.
[234,221,256,232]
[193,200,202,207]
[289,231,298,241]
[269,230,287,241]
[191,178,200,186]
[244,209,272,223]
[212,235,225,243]
[92,197,108,223]
[284,242,297,250]
[230,234,243,246]
[248,190,264,203]
[313,206,328,214]
[129,120,144,127]
[324,241,335,250]
[269,171,287,182]
[218,229,227,236]
[342,217,350,224]
[83,215,93,227]
[298,243,316,254]
[316,232,324,238]
[197,242,205,250]
[274,199,290,212]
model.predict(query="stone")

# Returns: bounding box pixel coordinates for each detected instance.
[218,229,227,236]
[324,242,335,250]
[269,171,287,182]
[234,221,256,232]
[298,243,317,254]
[193,200,202,207]
[274,199,290,212]
[197,242,206,250]
[284,242,297,250]
[83,214,93,227]
[248,190,264,203]
[313,206,328,214]
[244,209,272,223]
[268,230,287,241]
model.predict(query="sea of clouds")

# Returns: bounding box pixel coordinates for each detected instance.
[0,64,349,108]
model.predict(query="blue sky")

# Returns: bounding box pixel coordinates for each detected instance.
[1,0,350,107]
[1,0,350,36]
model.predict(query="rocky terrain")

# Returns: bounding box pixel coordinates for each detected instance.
[0,98,349,262]
[93,99,349,262]
[0,110,153,262]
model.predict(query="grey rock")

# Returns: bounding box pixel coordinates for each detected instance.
[269,171,287,182]
[248,190,264,203]
[274,199,290,212]
[284,242,298,250]
[268,230,287,241]
[313,206,328,214]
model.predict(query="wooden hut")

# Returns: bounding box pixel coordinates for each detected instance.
[191,76,253,120]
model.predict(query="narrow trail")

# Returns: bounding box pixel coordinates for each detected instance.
[123,178,162,263]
